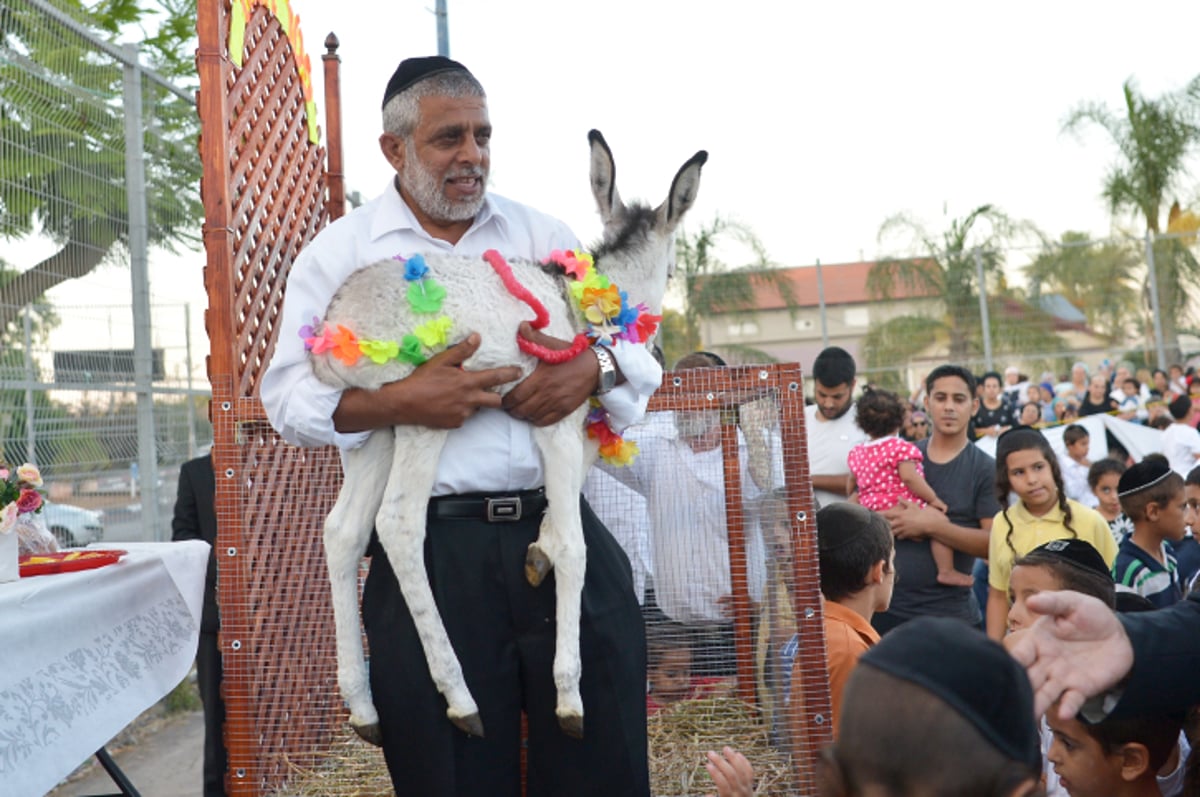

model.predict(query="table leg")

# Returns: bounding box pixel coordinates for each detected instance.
[86,747,143,797]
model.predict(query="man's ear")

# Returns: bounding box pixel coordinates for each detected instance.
[1117,742,1151,782]
[379,133,405,172]
[1144,501,1161,523]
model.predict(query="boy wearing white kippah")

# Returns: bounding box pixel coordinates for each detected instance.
[1113,456,1192,609]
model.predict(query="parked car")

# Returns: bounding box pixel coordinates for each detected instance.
[42,502,105,548]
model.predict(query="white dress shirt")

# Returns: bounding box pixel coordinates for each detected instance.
[260,181,661,496]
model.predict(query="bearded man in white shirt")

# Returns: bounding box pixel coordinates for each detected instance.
[261,56,657,797]
[804,346,866,509]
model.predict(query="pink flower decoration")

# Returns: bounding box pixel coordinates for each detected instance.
[17,488,42,513]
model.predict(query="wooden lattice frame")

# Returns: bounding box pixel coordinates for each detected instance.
[197,1,347,793]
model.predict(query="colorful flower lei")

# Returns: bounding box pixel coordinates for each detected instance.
[300,254,453,368]
[302,250,659,466]
[542,249,661,467]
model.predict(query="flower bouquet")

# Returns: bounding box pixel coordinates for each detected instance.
[0,463,56,566]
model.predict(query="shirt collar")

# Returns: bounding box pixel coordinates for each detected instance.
[368,179,510,247]
[1010,497,1066,524]
[823,600,882,645]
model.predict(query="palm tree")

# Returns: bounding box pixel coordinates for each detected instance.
[1064,76,1200,363]
[865,205,1064,376]
[661,215,796,367]
[1024,231,1141,341]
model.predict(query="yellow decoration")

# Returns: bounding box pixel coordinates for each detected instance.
[414,317,453,349]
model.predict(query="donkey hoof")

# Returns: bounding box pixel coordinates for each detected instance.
[352,722,383,747]
[557,712,584,739]
[450,712,485,738]
[525,544,552,587]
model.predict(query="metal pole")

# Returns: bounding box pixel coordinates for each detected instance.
[973,247,993,372]
[815,259,829,349]
[124,45,161,541]
[436,0,450,56]
[184,303,196,459]
[23,307,35,464]
[1145,230,1168,370]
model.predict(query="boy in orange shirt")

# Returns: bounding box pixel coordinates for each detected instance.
[794,503,895,737]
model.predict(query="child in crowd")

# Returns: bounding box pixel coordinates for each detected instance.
[1117,378,1148,423]
[645,623,734,715]
[847,388,970,587]
[1175,466,1200,592]
[986,428,1118,639]
[1112,457,1190,608]
[819,617,1043,796]
[1060,425,1097,507]
[797,503,894,738]
[1019,402,1044,427]
[1045,701,1184,797]
[1163,396,1200,478]
[1089,458,1135,544]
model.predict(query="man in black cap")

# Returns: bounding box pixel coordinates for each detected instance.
[262,56,658,796]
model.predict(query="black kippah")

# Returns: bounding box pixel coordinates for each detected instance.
[382,55,473,109]
[859,617,1042,774]
[1026,538,1109,579]
[817,503,877,551]
[1117,456,1173,497]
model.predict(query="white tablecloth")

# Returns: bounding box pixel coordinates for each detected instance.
[0,540,209,797]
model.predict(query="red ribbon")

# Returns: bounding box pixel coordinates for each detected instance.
[482,249,589,364]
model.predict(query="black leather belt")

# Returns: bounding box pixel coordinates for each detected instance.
[428,488,547,523]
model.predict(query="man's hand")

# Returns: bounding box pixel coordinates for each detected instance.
[881,499,941,540]
[703,746,754,797]
[1008,590,1134,720]
[333,333,522,432]
[502,322,600,426]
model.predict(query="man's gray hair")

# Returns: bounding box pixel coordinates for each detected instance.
[382,71,486,138]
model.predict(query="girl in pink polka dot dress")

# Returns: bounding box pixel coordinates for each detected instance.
[847,388,973,587]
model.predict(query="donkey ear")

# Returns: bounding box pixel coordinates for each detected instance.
[588,129,624,223]
[658,150,708,231]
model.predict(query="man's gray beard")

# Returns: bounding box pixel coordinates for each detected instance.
[401,150,486,223]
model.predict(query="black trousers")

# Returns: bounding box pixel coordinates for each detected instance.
[362,496,650,797]
[197,631,227,797]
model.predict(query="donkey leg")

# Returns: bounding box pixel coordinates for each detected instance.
[533,419,588,738]
[377,427,483,737]
[324,430,393,746]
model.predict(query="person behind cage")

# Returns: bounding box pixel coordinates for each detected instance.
[1089,458,1134,545]
[986,427,1117,640]
[817,616,1044,797]
[846,387,969,588]
[259,55,662,796]
[607,351,778,678]
[1112,456,1190,609]
[644,622,735,716]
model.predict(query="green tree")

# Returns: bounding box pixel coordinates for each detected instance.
[1024,231,1141,340]
[662,214,796,367]
[0,0,201,339]
[1064,76,1200,363]
[865,205,1064,376]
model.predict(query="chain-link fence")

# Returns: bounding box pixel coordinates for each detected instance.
[1,0,210,543]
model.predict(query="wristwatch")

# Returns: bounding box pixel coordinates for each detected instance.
[592,345,617,395]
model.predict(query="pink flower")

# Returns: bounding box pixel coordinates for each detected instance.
[0,503,16,534]
[17,463,42,488]
[16,489,42,513]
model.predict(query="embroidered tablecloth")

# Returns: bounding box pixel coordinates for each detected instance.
[0,540,208,796]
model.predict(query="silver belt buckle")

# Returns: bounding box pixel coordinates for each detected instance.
[486,496,522,522]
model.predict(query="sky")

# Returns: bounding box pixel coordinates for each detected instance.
[32,0,1200,381]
